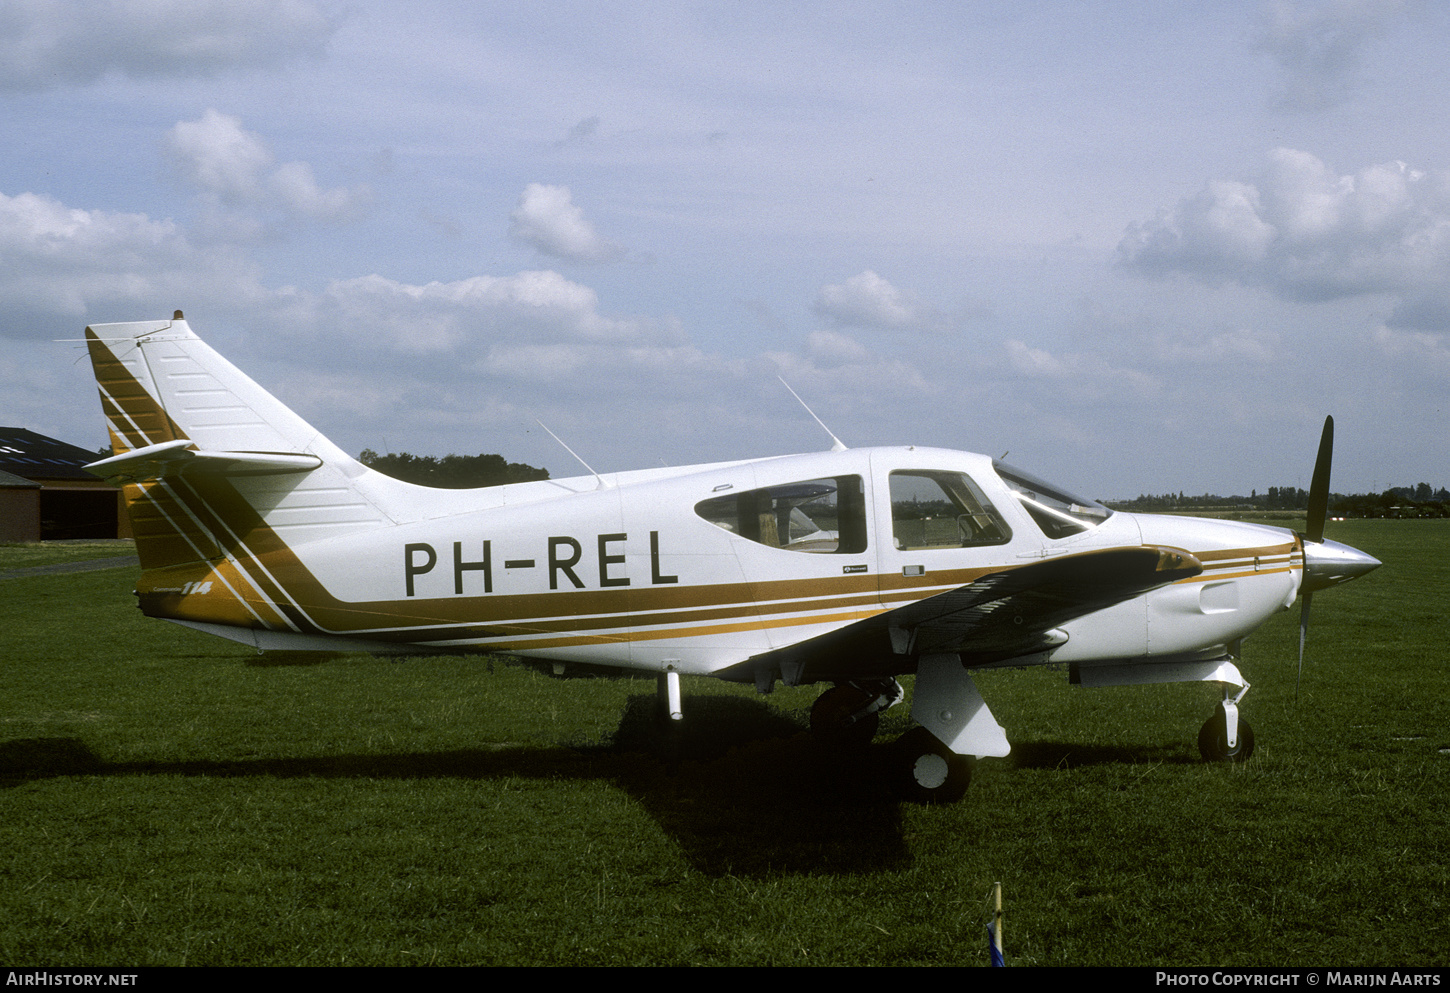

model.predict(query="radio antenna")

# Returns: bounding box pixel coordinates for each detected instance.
[535,419,609,489]
[778,377,847,452]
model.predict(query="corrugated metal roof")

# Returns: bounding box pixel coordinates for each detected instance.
[0,467,42,489]
[0,427,106,482]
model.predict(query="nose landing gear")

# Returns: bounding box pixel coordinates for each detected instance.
[1198,693,1255,763]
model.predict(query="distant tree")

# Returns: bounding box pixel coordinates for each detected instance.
[359,450,549,489]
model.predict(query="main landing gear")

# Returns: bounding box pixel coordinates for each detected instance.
[890,726,974,804]
[808,679,902,747]
[807,673,985,804]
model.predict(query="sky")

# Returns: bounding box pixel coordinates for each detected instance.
[2,0,1447,501]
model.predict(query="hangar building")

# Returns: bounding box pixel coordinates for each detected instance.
[0,428,126,542]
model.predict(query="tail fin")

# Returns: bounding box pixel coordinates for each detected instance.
[84,315,392,572]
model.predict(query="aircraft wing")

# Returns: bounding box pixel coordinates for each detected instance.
[743,545,1202,684]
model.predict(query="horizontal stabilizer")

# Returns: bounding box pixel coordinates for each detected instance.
[84,438,322,484]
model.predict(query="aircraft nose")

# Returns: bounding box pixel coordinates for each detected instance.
[1302,538,1381,594]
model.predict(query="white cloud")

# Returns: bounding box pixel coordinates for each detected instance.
[1119,148,1450,317]
[508,184,623,263]
[166,110,372,225]
[1005,340,1068,378]
[277,269,674,358]
[1118,181,1277,284]
[1372,323,1450,374]
[804,329,871,368]
[814,270,920,329]
[253,272,779,468]
[481,343,595,382]
[268,160,368,221]
[764,331,930,403]
[0,189,260,325]
[1151,328,1279,366]
[167,110,274,203]
[0,0,340,93]
[1005,339,1160,400]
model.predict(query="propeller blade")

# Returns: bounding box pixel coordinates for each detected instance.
[1305,415,1333,544]
[1298,416,1332,701]
[1296,590,1313,701]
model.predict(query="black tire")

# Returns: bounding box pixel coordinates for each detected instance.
[1197,709,1256,763]
[809,685,880,746]
[891,726,973,804]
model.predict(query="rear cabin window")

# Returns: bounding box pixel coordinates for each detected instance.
[695,475,868,554]
[889,470,1012,549]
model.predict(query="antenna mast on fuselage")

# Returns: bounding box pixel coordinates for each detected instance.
[778,377,847,452]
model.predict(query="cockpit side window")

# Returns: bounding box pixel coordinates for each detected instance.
[993,461,1112,539]
[889,470,1011,549]
[695,475,868,554]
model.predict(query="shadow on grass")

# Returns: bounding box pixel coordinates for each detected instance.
[0,693,910,877]
[594,694,911,876]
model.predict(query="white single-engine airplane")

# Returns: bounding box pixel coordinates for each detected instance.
[82,314,1380,802]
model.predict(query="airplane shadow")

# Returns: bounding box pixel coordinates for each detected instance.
[588,694,911,875]
[0,694,910,877]
[0,700,1197,877]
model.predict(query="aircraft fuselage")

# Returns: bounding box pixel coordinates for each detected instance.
[135,444,1310,681]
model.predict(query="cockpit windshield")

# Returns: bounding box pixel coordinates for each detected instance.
[993,461,1112,539]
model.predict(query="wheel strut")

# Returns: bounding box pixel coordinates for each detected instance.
[1198,681,1255,763]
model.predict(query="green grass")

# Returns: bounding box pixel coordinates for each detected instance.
[1,522,1445,966]
[0,541,137,571]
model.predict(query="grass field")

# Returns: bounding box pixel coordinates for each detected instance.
[1,520,1446,966]
[0,541,137,572]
